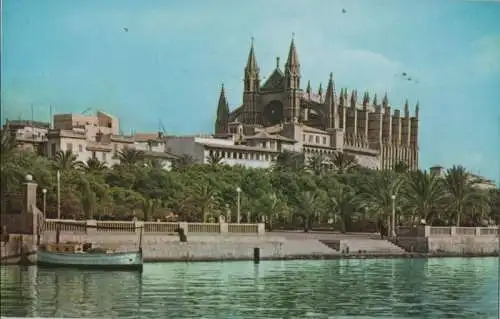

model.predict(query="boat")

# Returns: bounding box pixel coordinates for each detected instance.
[37,244,143,271]
[37,222,144,272]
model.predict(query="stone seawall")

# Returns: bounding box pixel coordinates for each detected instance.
[396,236,499,254]
[1,232,340,264]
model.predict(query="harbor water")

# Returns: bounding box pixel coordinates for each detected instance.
[1,257,499,318]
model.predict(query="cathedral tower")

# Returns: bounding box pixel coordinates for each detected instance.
[284,37,301,122]
[214,84,230,134]
[242,38,260,124]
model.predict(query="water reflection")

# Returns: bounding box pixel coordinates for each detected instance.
[1,258,498,318]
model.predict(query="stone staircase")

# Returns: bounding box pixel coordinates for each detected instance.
[320,238,406,254]
[345,239,407,254]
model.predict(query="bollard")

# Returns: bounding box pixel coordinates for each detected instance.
[253,247,260,264]
[177,228,187,242]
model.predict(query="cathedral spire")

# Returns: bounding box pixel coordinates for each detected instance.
[415,100,420,118]
[244,37,260,93]
[285,35,300,75]
[382,92,389,108]
[324,73,337,129]
[362,91,370,106]
[318,83,323,97]
[404,99,410,117]
[306,80,311,95]
[339,88,345,107]
[325,73,334,99]
[215,83,230,134]
[372,93,378,106]
[245,37,259,75]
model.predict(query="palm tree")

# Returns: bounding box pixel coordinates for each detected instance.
[53,150,84,171]
[326,184,358,233]
[295,191,319,232]
[442,165,483,226]
[359,170,403,236]
[273,151,305,171]
[394,161,410,174]
[402,170,448,225]
[187,182,217,222]
[307,154,328,176]
[85,158,107,172]
[172,154,195,170]
[206,152,223,166]
[114,148,145,166]
[330,152,358,174]
[142,198,163,221]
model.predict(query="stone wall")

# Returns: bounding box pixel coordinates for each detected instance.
[427,236,499,254]
[396,226,499,254]
[1,232,339,264]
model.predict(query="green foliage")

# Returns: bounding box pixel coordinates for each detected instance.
[0,139,498,230]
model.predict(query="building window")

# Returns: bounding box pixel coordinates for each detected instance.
[92,151,96,159]
[102,152,107,161]
[302,134,306,141]
[308,135,313,143]
[238,152,243,159]
[66,143,73,152]
[322,136,327,144]
[78,144,83,152]
[315,136,319,143]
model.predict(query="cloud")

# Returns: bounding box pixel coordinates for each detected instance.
[473,34,500,76]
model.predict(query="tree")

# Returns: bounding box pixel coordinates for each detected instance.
[172,154,195,171]
[53,150,84,171]
[330,152,358,174]
[273,151,305,171]
[402,170,448,225]
[326,184,358,233]
[206,153,223,166]
[295,191,320,232]
[442,165,483,226]
[359,170,403,236]
[114,148,145,166]
[86,158,107,173]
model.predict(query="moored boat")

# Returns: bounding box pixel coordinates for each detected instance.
[37,222,144,271]
[37,244,143,271]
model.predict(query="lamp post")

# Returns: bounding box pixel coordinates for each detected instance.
[42,188,47,219]
[56,170,61,220]
[236,187,241,224]
[391,194,396,238]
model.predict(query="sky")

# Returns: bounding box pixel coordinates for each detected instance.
[1,0,500,182]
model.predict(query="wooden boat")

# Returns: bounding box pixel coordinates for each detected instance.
[37,243,143,271]
[37,222,144,272]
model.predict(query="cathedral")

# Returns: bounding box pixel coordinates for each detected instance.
[214,38,419,170]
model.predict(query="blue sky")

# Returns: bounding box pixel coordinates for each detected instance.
[2,0,500,182]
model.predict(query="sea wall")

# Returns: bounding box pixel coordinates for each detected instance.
[396,226,499,254]
[1,232,339,264]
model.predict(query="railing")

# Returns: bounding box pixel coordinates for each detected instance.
[397,225,499,237]
[42,219,265,234]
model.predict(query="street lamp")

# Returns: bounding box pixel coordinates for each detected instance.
[236,187,241,224]
[42,188,47,219]
[56,170,61,220]
[391,194,396,238]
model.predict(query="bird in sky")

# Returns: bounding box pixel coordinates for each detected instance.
[123,27,129,32]
[342,8,347,13]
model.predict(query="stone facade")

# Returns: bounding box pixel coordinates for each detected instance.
[214,38,420,170]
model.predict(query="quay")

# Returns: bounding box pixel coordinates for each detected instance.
[1,218,498,265]
[1,179,498,265]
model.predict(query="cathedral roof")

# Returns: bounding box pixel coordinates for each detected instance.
[245,130,296,143]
